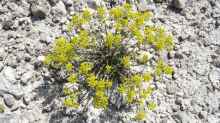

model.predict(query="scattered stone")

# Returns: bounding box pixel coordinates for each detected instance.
[171,0,186,9]
[3,94,15,108]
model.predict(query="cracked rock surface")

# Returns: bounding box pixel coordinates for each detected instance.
[0,0,219,123]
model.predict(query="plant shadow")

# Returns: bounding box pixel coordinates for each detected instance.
[34,73,133,123]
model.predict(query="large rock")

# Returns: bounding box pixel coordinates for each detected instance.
[0,67,24,99]
[30,1,50,19]
[52,1,67,15]
[172,111,194,123]
[172,0,186,9]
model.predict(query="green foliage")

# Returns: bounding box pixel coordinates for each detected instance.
[148,101,157,110]
[155,59,173,76]
[67,74,78,83]
[0,104,4,113]
[44,2,174,120]
[134,111,147,121]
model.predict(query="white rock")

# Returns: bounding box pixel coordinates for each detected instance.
[2,67,16,83]
[37,55,45,62]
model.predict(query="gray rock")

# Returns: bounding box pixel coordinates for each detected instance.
[2,20,14,30]
[166,82,176,95]
[23,94,32,105]
[209,68,220,89]
[63,0,73,6]
[173,111,191,123]
[48,0,60,6]
[198,111,207,119]
[0,62,4,72]
[212,56,220,68]
[30,1,50,19]
[24,53,31,62]
[172,0,186,9]
[0,114,29,123]
[53,1,67,16]
[21,71,33,85]
[3,94,15,108]
[51,1,67,23]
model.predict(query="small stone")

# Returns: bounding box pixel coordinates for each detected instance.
[208,69,220,89]
[212,56,220,68]
[23,94,33,105]
[24,53,31,62]
[137,3,156,12]
[168,51,175,59]
[198,111,207,119]
[30,1,50,19]
[2,20,14,30]
[34,55,45,69]
[3,94,15,108]
[166,83,176,95]
[0,62,3,72]
[63,0,73,6]
[174,52,184,59]
[172,0,186,9]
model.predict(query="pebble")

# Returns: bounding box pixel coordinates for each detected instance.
[3,94,15,108]
[208,68,220,89]
[2,20,14,30]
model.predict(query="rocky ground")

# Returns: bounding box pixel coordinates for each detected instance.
[0,0,219,123]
